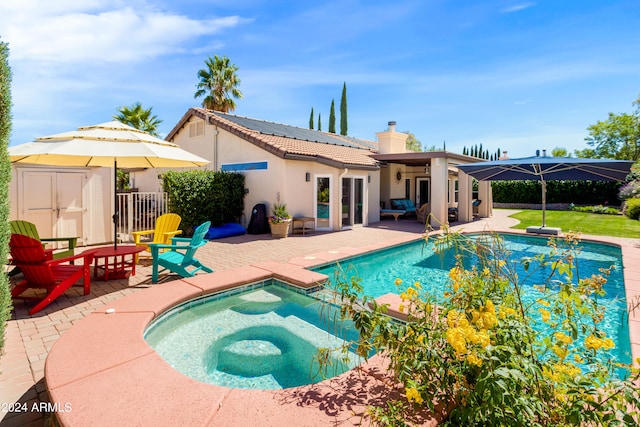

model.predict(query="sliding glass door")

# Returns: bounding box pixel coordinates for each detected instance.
[316,176,331,229]
[341,177,364,228]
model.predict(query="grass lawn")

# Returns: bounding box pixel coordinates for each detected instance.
[507,209,640,238]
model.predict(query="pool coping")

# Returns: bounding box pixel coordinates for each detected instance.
[44,230,640,426]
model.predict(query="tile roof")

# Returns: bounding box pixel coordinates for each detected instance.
[167,108,380,170]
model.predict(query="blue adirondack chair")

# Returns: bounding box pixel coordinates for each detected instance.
[149,221,214,283]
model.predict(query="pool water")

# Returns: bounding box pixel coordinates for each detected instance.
[144,283,361,390]
[313,233,631,367]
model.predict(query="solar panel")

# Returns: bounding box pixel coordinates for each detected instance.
[217,112,375,150]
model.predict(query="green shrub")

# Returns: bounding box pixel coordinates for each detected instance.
[492,180,622,205]
[624,198,640,220]
[323,230,640,426]
[0,40,13,351]
[569,204,620,215]
[162,170,246,234]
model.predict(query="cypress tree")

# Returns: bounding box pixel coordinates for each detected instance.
[328,99,336,133]
[309,107,314,129]
[317,113,321,131]
[340,82,348,135]
[0,40,13,350]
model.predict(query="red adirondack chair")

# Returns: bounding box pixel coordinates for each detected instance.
[9,234,96,315]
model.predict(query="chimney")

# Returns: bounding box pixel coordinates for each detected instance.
[388,121,396,132]
[542,149,547,157]
[376,121,408,154]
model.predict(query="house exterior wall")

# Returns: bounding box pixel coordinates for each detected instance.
[10,164,112,245]
[368,171,381,223]
[136,116,380,231]
[380,164,412,207]
[430,157,449,227]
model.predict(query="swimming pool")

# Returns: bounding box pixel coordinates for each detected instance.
[313,232,631,367]
[144,281,361,390]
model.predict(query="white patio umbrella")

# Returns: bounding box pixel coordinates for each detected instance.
[9,121,209,248]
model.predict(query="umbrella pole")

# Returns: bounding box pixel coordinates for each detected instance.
[541,177,547,227]
[113,160,118,249]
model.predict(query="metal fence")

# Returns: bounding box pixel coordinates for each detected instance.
[116,191,168,243]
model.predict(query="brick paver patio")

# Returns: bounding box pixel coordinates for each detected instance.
[1,210,638,426]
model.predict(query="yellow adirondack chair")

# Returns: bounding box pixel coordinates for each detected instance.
[132,213,182,261]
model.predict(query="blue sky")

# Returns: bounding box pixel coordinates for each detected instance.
[1,0,639,158]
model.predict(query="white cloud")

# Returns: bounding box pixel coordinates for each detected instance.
[0,2,250,64]
[501,3,536,13]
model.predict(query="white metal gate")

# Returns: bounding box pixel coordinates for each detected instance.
[116,192,169,243]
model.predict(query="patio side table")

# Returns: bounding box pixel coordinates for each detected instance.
[292,217,315,235]
[90,245,146,281]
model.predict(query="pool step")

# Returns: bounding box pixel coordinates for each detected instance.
[230,289,284,314]
[217,339,284,377]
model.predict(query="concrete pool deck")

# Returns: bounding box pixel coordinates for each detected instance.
[1,209,639,426]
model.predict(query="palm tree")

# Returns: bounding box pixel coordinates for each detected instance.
[194,55,243,112]
[113,102,162,136]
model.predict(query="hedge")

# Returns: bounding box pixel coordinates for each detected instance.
[491,180,622,205]
[162,170,246,235]
[625,198,640,220]
[0,40,13,351]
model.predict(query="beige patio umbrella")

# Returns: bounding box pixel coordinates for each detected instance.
[9,121,210,248]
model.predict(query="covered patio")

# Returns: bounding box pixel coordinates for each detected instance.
[371,150,493,226]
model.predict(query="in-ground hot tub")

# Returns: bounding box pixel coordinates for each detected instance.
[144,282,362,389]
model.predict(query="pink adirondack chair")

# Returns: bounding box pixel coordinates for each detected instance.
[9,234,95,315]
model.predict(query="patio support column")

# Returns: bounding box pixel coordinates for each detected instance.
[477,180,492,218]
[430,157,448,228]
[458,170,473,223]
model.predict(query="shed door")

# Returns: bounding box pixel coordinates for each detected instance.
[20,171,86,245]
[56,173,85,241]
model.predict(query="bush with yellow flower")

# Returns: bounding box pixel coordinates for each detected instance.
[321,230,640,426]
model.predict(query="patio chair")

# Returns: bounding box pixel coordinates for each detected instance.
[473,199,482,217]
[9,220,80,276]
[149,221,213,283]
[416,203,430,225]
[132,213,182,261]
[448,207,459,222]
[9,234,95,315]
[9,220,78,260]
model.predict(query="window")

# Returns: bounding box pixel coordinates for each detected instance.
[454,179,459,203]
[189,120,204,137]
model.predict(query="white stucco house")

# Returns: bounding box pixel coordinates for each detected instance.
[135,108,491,232]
